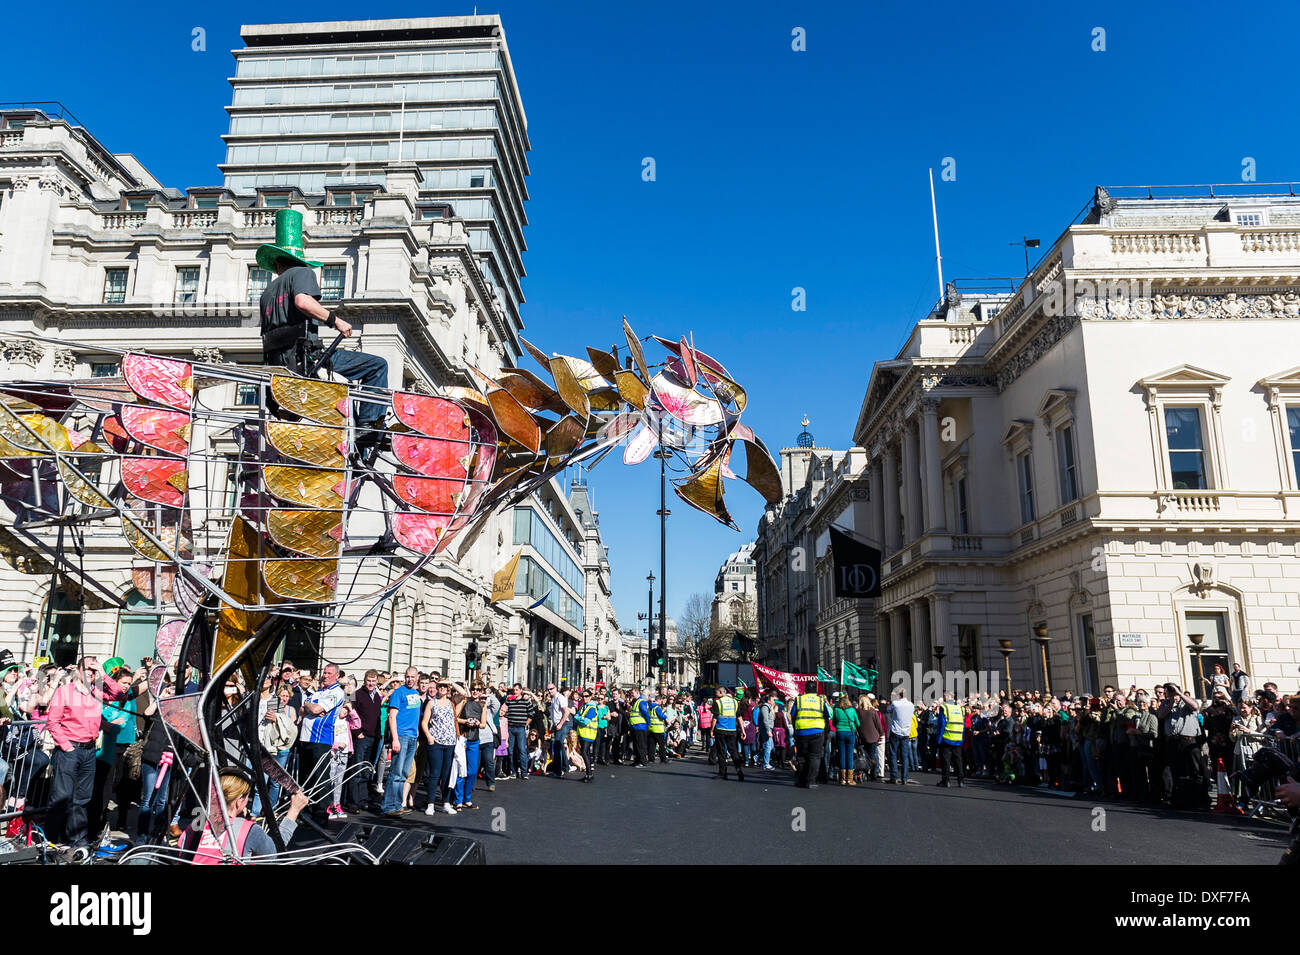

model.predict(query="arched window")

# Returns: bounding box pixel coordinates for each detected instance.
[40,589,82,667]
[115,589,160,668]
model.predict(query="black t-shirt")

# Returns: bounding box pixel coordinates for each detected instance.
[260,266,321,350]
[461,699,482,742]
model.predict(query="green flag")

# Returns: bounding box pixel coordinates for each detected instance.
[841,660,877,692]
[817,666,837,684]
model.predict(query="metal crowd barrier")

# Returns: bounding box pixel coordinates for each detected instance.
[0,720,52,822]
[1233,731,1298,822]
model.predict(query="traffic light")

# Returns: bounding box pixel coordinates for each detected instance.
[654,639,666,669]
[597,666,604,681]
[466,639,478,673]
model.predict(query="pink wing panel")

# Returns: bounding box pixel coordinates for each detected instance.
[123,354,193,411]
[121,457,187,508]
[120,406,191,457]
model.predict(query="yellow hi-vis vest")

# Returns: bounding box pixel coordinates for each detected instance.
[577,703,599,741]
[648,704,666,734]
[942,702,965,744]
[793,693,827,733]
[714,696,737,731]
[627,700,647,728]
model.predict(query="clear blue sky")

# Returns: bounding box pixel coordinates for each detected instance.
[8,0,1295,637]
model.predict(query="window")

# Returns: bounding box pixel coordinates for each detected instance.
[193,195,220,209]
[1078,613,1099,696]
[1289,407,1300,486]
[125,197,148,211]
[1017,451,1035,524]
[40,589,82,667]
[328,189,372,206]
[103,268,128,304]
[235,383,259,406]
[247,266,271,303]
[1184,612,1230,687]
[469,174,485,187]
[1235,212,1263,227]
[5,119,25,130]
[115,589,160,666]
[955,476,970,534]
[174,267,200,304]
[320,265,346,301]
[1165,406,1207,490]
[957,625,980,672]
[731,582,738,591]
[261,192,290,208]
[1056,425,1079,503]
[91,362,118,378]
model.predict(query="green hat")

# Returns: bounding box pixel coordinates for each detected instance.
[103,656,128,677]
[255,208,322,273]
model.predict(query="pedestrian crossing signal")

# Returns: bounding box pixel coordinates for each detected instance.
[654,639,666,668]
[466,639,478,672]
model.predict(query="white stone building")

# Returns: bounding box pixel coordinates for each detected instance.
[568,477,620,686]
[853,186,1300,698]
[710,541,757,634]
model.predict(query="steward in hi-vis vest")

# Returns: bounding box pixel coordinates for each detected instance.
[937,694,966,788]
[791,690,833,789]
[574,690,600,782]
[711,688,745,782]
[627,690,649,767]
[647,698,669,764]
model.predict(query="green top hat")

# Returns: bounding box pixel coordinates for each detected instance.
[256,208,323,273]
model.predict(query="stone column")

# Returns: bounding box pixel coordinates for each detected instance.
[870,453,886,546]
[901,421,920,544]
[882,443,900,553]
[929,592,952,663]
[921,398,946,533]
[910,600,929,673]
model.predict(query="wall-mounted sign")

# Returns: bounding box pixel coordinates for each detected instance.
[1118,633,1145,648]
[1097,634,1114,649]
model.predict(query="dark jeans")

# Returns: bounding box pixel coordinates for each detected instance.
[508,726,529,776]
[479,741,496,788]
[349,735,377,807]
[137,761,171,842]
[424,742,455,806]
[550,723,570,775]
[940,743,964,784]
[888,733,910,783]
[631,728,648,766]
[648,732,668,763]
[596,727,609,764]
[580,736,597,779]
[48,745,96,847]
[796,732,824,787]
[298,741,332,820]
[265,344,389,424]
[714,730,742,777]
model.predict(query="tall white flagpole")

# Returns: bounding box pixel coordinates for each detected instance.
[929,167,944,302]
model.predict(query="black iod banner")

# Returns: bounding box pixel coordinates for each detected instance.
[829,527,881,599]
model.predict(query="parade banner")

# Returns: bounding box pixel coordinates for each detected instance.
[817,665,837,684]
[751,662,818,698]
[841,659,877,691]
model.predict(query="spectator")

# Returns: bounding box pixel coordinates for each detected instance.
[296,662,346,823]
[505,683,538,779]
[756,692,775,770]
[382,667,422,816]
[453,682,487,810]
[349,669,382,812]
[182,769,309,862]
[887,689,915,785]
[422,679,464,815]
[546,682,573,777]
[1230,664,1250,706]
[46,656,105,854]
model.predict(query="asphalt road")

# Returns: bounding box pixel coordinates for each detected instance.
[318,744,1289,865]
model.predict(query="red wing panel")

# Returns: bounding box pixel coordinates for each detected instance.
[123,354,193,411]
[393,474,465,514]
[392,392,470,440]
[120,457,187,507]
[393,512,455,555]
[393,433,472,480]
[120,406,191,457]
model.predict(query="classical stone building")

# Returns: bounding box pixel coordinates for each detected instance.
[853,186,1300,698]
[752,420,859,672]
[567,477,620,686]
[710,541,757,635]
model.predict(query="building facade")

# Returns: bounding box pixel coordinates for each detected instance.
[711,541,757,634]
[220,16,530,339]
[854,186,1300,698]
[568,478,620,686]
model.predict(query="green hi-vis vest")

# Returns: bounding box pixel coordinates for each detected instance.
[628,700,647,727]
[577,703,600,741]
[942,702,965,744]
[648,705,666,734]
[793,693,827,733]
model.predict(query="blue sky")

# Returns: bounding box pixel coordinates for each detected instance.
[7,0,1296,637]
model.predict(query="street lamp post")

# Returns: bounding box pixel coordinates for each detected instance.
[1187,631,1206,701]
[1032,624,1051,696]
[646,572,655,682]
[998,639,1015,694]
[654,417,669,691]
